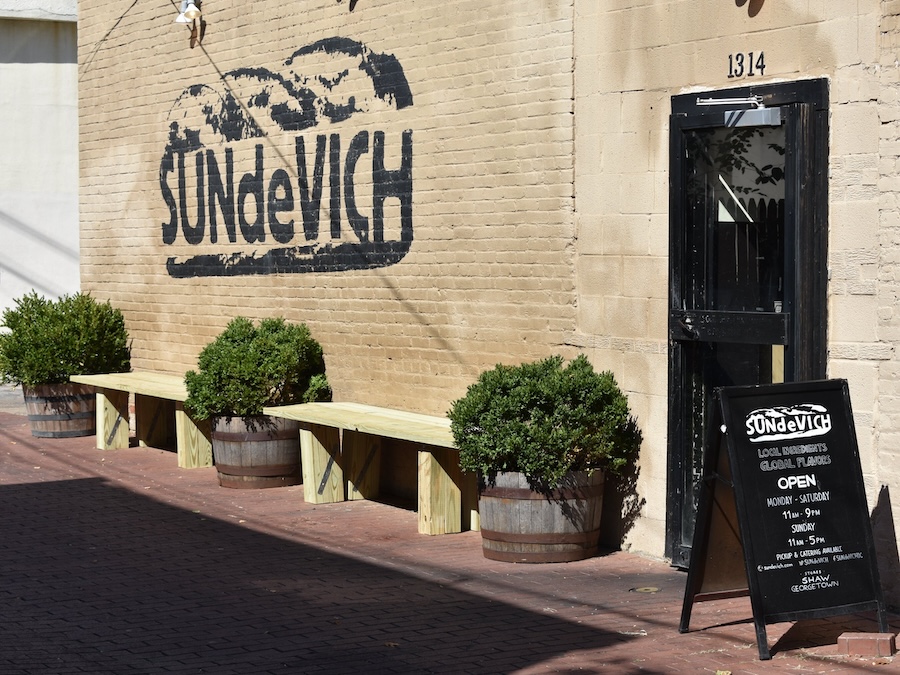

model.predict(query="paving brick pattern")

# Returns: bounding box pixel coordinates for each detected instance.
[0,411,896,674]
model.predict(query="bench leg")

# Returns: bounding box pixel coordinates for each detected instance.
[135,394,176,450]
[344,430,381,501]
[418,446,462,535]
[174,404,212,468]
[300,423,344,504]
[95,388,129,450]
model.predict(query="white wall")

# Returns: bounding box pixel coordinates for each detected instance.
[0,13,79,316]
[0,0,75,21]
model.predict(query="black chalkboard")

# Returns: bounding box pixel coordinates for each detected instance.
[680,380,888,660]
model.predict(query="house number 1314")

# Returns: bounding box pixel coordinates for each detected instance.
[728,52,766,78]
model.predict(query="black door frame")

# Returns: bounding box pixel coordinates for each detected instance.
[665,79,830,566]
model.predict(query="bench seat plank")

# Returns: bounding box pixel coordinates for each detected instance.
[71,372,190,401]
[262,402,454,448]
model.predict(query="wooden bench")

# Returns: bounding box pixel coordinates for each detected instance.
[263,402,478,535]
[69,372,212,469]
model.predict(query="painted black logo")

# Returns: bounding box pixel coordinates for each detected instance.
[159,37,413,278]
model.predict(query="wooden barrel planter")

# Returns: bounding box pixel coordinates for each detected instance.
[23,383,96,438]
[211,415,302,489]
[478,470,604,563]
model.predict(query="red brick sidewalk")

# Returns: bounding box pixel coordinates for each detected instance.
[0,411,896,674]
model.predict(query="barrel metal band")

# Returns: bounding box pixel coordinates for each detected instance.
[482,547,599,563]
[27,412,94,422]
[24,394,92,403]
[479,527,601,545]
[479,483,603,501]
[215,463,299,477]
[31,429,95,438]
[211,428,298,442]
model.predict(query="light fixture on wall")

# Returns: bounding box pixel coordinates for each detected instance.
[175,0,204,48]
[175,0,200,23]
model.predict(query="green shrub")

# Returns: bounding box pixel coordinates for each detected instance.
[448,355,641,489]
[0,291,131,386]
[184,316,332,420]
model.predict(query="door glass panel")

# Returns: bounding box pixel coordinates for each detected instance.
[684,124,786,313]
[676,122,788,556]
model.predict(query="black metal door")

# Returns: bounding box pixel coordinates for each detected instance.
[666,81,829,568]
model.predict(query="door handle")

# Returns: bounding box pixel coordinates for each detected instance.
[678,316,700,340]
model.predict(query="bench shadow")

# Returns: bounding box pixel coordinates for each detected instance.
[0,476,649,674]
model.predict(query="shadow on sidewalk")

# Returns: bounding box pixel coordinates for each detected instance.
[0,476,657,674]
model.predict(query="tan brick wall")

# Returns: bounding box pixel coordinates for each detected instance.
[78,0,577,416]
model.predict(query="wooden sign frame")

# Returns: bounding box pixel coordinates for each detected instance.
[680,380,888,660]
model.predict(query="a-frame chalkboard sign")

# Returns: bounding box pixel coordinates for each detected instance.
[680,380,888,660]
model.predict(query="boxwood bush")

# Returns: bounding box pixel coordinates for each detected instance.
[184,316,332,420]
[0,292,131,387]
[448,354,641,489]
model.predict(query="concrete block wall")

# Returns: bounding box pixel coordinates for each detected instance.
[78,0,577,416]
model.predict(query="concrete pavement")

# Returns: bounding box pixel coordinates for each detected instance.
[0,384,24,415]
[0,410,897,674]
